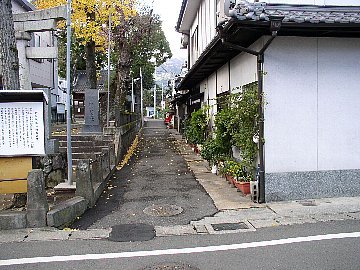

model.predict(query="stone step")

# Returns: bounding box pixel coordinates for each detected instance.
[58,140,113,147]
[59,146,110,153]
[52,134,114,142]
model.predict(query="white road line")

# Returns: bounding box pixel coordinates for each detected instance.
[1,232,359,266]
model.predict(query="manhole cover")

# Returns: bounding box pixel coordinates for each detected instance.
[140,263,200,270]
[143,204,183,217]
[211,222,249,231]
[108,224,155,242]
[299,200,317,206]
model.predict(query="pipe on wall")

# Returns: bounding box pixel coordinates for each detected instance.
[221,32,278,203]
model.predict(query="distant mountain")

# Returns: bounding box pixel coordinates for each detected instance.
[155,57,186,86]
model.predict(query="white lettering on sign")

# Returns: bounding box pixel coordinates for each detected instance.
[0,102,45,156]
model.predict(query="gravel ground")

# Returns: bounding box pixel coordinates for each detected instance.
[71,120,217,229]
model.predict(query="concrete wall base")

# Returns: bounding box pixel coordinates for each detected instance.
[266,169,360,202]
[0,211,27,230]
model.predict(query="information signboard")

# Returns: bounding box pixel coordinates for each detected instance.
[0,92,45,156]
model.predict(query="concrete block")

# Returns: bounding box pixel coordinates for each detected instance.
[75,160,95,207]
[27,170,48,228]
[0,211,27,230]
[47,196,87,227]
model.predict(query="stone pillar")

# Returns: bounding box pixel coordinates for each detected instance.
[82,89,102,133]
[91,156,102,183]
[43,88,59,154]
[15,32,32,90]
[101,148,110,180]
[75,159,95,207]
[27,169,49,228]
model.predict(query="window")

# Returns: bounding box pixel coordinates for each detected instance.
[191,26,199,62]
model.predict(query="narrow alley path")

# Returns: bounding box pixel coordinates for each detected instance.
[71,119,217,230]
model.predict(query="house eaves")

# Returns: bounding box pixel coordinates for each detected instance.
[13,0,35,11]
[177,3,360,91]
[176,0,202,33]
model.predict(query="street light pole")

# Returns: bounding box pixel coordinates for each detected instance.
[66,0,73,185]
[153,85,156,119]
[140,67,144,127]
[106,12,111,127]
[131,77,135,113]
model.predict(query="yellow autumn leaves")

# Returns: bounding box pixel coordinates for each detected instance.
[33,0,137,50]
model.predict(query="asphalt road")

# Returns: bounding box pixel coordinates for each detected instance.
[71,120,217,229]
[0,220,359,269]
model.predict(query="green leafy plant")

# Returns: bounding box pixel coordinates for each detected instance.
[184,107,209,145]
[215,82,260,180]
[200,138,226,166]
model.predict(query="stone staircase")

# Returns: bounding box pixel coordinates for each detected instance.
[53,134,115,166]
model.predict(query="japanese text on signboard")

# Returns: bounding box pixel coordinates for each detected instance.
[0,102,45,156]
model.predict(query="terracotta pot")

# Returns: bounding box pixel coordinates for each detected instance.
[225,175,236,186]
[235,181,250,195]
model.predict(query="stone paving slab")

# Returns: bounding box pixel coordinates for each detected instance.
[268,197,360,217]
[348,212,360,219]
[275,216,317,226]
[0,229,31,243]
[155,225,197,237]
[312,213,354,222]
[69,229,111,240]
[24,228,70,242]
[248,218,280,228]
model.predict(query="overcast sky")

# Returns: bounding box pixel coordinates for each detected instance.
[143,0,187,60]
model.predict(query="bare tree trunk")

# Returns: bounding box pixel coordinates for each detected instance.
[0,0,20,90]
[115,39,131,113]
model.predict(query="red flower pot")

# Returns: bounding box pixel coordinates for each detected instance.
[234,181,250,195]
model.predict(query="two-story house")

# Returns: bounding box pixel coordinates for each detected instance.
[0,0,65,122]
[176,0,360,202]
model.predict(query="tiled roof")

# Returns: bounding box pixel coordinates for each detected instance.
[228,1,360,24]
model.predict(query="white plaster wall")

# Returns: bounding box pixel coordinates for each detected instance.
[317,38,360,171]
[229,38,263,91]
[262,0,359,5]
[189,0,218,67]
[208,73,217,128]
[264,37,318,173]
[264,36,360,173]
[216,63,229,94]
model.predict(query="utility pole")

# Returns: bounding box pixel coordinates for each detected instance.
[131,77,135,113]
[106,12,111,127]
[153,84,156,119]
[140,68,144,127]
[66,0,73,185]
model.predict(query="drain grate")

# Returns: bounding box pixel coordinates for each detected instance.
[143,204,183,217]
[140,263,200,270]
[211,222,249,231]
